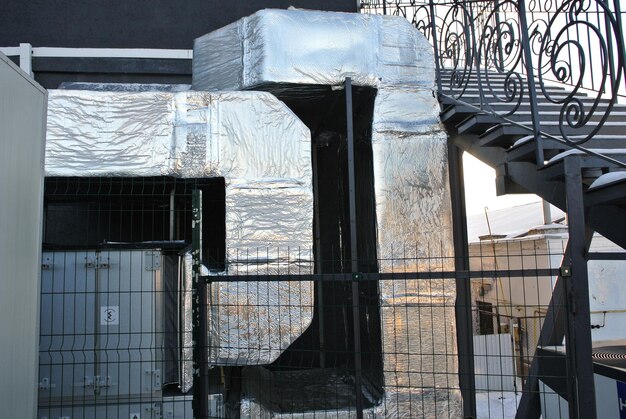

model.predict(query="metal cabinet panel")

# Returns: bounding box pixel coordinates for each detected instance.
[96,249,163,400]
[39,249,164,407]
[162,395,193,419]
[161,394,223,419]
[39,251,97,403]
[0,52,47,419]
[38,401,161,419]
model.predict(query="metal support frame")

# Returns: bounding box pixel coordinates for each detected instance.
[517,159,596,418]
[563,157,596,419]
[447,142,477,419]
[192,190,209,419]
[199,268,560,284]
[345,77,364,419]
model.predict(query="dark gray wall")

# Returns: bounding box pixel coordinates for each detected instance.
[1,0,358,49]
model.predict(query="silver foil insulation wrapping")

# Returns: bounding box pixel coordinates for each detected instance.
[193,9,460,416]
[45,90,315,371]
[192,9,434,90]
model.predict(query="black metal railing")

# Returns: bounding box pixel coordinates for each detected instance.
[361,0,626,167]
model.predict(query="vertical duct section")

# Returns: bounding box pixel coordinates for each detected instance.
[373,89,459,417]
[191,9,461,415]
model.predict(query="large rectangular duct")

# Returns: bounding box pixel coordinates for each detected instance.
[193,9,460,416]
[192,9,434,90]
[45,90,314,371]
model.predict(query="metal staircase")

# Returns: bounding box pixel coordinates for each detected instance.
[362,0,626,417]
[439,70,626,250]
[440,69,626,419]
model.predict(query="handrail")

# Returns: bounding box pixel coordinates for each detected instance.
[441,93,626,168]
[362,0,626,169]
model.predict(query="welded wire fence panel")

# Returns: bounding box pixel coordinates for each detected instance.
[38,251,200,418]
[38,177,211,419]
[468,236,568,419]
[195,241,569,418]
[200,250,462,418]
[38,175,578,418]
[38,244,574,417]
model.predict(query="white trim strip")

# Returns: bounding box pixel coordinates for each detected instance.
[0,47,21,56]
[1,46,192,60]
[32,47,193,60]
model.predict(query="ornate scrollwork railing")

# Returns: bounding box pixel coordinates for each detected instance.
[361,0,626,161]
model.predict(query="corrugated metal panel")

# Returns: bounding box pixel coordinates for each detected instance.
[473,333,517,392]
[0,52,47,419]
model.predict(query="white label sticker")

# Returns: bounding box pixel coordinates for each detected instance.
[129,414,140,419]
[100,306,119,325]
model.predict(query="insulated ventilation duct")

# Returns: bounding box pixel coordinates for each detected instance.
[193,9,459,417]
[45,90,314,369]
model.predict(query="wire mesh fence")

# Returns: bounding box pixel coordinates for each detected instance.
[37,177,571,418]
[39,177,210,419]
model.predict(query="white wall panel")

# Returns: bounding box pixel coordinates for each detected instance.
[0,52,47,419]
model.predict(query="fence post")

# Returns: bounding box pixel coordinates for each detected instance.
[448,142,477,419]
[563,158,596,419]
[345,77,364,419]
[192,190,209,419]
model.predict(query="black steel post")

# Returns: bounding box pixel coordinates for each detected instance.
[312,144,326,368]
[447,142,477,419]
[563,157,596,419]
[345,77,364,419]
[428,0,443,95]
[517,0,545,166]
[192,190,209,419]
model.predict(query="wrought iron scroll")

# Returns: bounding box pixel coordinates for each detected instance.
[536,0,625,144]
[477,0,526,116]
[361,0,626,148]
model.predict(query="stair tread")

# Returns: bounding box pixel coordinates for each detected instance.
[585,176,626,206]
[507,140,626,163]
